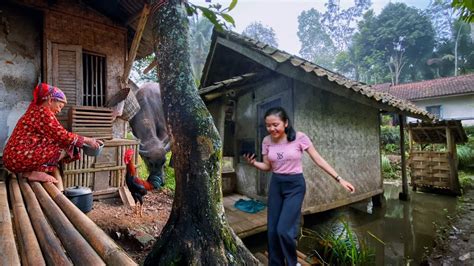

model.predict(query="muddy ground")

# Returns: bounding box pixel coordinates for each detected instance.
[87,186,474,265]
[87,189,173,264]
[425,187,474,265]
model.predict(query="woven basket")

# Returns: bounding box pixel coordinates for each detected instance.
[120,89,140,121]
[106,88,140,121]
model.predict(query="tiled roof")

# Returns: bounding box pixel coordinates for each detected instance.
[203,30,433,120]
[373,74,474,100]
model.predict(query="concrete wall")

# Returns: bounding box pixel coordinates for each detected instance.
[0,4,41,153]
[213,74,383,214]
[407,94,474,126]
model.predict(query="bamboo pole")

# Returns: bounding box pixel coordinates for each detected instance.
[18,178,72,265]
[43,183,137,265]
[122,4,150,86]
[0,178,21,266]
[9,178,45,266]
[29,182,105,265]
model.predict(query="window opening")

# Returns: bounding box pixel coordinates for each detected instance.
[83,52,106,107]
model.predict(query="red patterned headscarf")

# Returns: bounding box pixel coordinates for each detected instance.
[33,83,67,105]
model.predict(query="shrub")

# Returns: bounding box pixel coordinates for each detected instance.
[300,220,375,265]
[458,145,474,169]
[380,126,400,146]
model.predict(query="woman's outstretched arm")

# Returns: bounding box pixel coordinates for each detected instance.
[306,146,355,193]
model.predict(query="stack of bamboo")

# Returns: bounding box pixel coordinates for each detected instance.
[2,171,136,265]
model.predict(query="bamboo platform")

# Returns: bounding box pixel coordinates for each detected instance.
[0,170,136,265]
[223,193,267,238]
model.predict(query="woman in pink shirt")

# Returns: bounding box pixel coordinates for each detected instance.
[244,107,355,266]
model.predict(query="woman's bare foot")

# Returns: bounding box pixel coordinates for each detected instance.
[23,171,58,183]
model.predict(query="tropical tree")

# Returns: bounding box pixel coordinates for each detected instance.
[452,0,474,22]
[131,54,158,84]
[144,0,258,264]
[321,0,372,52]
[297,8,336,69]
[189,15,214,83]
[242,21,278,47]
[352,3,435,84]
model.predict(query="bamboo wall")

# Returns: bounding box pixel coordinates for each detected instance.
[62,139,139,191]
[409,151,452,189]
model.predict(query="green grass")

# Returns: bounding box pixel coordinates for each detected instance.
[459,170,474,189]
[300,220,375,265]
[126,132,176,191]
[135,152,175,192]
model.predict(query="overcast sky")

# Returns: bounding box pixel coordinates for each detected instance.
[194,0,432,55]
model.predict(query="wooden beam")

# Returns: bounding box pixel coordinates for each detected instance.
[122,4,151,86]
[399,114,409,201]
[43,183,137,265]
[0,179,20,266]
[9,178,45,266]
[30,182,105,265]
[143,58,158,74]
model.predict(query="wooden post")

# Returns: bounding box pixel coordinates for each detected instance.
[0,179,21,266]
[399,114,409,201]
[9,178,45,266]
[29,182,105,265]
[43,183,137,265]
[18,178,72,266]
[121,4,150,86]
[446,127,461,194]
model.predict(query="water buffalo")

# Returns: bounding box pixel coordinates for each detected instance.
[129,82,169,188]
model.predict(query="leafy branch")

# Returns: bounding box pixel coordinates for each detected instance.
[185,0,237,31]
[452,0,474,22]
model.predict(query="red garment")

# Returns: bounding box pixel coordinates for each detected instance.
[3,104,84,173]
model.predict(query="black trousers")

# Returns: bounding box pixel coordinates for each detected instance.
[267,173,306,266]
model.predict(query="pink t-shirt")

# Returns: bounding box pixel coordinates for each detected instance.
[262,132,313,174]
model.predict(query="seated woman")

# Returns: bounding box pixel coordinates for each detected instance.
[3,83,102,188]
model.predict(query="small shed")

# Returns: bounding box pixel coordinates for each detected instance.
[408,120,467,195]
[200,30,434,215]
[0,0,156,195]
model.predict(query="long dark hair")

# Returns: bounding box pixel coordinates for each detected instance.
[264,107,296,141]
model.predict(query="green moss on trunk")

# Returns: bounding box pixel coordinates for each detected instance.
[144,0,258,265]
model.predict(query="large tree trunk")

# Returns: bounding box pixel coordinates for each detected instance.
[144,1,259,265]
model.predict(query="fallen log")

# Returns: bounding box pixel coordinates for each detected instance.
[43,182,137,265]
[18,178,72,265]
[0,178,20,265]
[9,177,45,266]
[30,182,105,265]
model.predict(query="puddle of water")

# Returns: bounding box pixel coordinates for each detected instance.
[244,183,459,265]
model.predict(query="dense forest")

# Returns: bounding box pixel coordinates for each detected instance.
[132,0,473,86]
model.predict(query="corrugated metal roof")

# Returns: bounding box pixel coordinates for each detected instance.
[203,30,434,120]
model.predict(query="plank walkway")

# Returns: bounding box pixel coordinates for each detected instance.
[223,193,267,238]
[0,170,136,265]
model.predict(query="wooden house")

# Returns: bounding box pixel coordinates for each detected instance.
[0,0,156,194]
[200,30,434,217]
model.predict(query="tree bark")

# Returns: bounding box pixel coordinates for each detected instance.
[144,1,259,265]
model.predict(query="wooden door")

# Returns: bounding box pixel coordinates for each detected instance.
[51,44,83,128]
[256,91,293,196]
